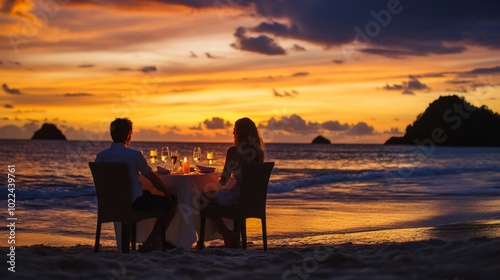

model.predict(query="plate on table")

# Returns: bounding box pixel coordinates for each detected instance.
[196,165,215,173]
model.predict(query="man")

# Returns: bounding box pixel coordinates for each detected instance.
[95,118,175,252]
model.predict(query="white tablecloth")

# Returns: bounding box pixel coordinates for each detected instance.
[114,171,234,251]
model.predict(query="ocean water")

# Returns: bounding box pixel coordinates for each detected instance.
[1,140,500,247]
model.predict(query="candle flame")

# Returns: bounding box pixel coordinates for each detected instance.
[184,157,187,162]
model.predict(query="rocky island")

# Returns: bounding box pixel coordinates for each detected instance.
[385,95,500,147]
[312,135,331,144]
[31,123,67,140]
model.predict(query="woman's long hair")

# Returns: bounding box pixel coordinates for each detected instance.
[233,117,265,162]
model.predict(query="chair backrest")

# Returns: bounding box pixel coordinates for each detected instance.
[89,162,134,223]
[239,162,274,218]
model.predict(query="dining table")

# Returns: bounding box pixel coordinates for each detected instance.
[113,169,235,251]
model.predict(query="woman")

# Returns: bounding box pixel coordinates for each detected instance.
[211,117,265,247]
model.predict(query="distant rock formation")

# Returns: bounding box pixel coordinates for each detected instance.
[31,123,67,140]
[312,135,331,144]
[385,95,500,147]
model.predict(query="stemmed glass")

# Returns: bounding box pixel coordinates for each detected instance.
[206,151,214,166]
[160,146,169,168]
[149,149,157,165]
[170,150,178,172]
[193,147,201,165]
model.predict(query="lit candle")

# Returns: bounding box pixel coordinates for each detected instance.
[182,157,190,174]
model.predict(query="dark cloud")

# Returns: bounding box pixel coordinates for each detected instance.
[0,0,16,14]
[383,84,404,91]
[0,121,40,139]
[0,125,29,138]
[446,79,471,84]
[322,121,350,131]
[384,127,403,134]
[360,44,466,58]
[272,88,298,98]
[8,61,20,65]
[189,51,197,58]
[252,21,291,36]
[244,72,310,81]
[406,75,430,91]
[203,117,231,129]
[140,66,157,73]
[291,44,306,51]
[290,71,309,77]
[2,83,21,95]
[383,75,430,95]
[169,88,204,93]
[189,123,203,130]
[205,52,224,59]
[265,114,319,132]
[4,104,13,108]
[168,125,180,131]
[446,86,468,93]
[467,65,500,75]
[248,1,499,57]
[262,75,283,80]
[78,64,94,68]
[63,93,93,97]
[333,59,344,64]
[272,88,282,97]
[21,0,499,59]
[36,1,500,58]
[133,128,162,139]
[415,73,446,78]
[261,114,375,135]
[117,67,131,71]
[347,122,375,135]
[360,48,416,59]
[15,109,46,114]
[66,0,219,9]
[402,88,415,95]
[471,82,499,91]
[401,66,499,87]
[231,27,286,55]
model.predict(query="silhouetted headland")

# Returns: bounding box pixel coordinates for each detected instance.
[312,135,331,144]
[31,123,67,140]
[385,95,500,147]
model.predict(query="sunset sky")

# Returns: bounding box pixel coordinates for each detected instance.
[1,0,499,143]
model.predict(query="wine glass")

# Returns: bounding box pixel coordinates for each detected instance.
[149,149,157,165]
[206,151,214,166]
[170,150,178,172]
[160,146,169,167]
[193,147,201,165]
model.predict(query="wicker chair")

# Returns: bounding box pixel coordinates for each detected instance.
[197,162,274,250]
[89,162,168,253]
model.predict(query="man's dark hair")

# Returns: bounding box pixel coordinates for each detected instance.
[110,118,133,143]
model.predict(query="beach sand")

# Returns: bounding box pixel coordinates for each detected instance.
[2,237,500,279]
[2,225,500,280]
[3,197,500,279]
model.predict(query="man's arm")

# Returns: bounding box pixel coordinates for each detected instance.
[143,171,169,194]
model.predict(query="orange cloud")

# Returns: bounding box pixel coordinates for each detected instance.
[1,0,33,17]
